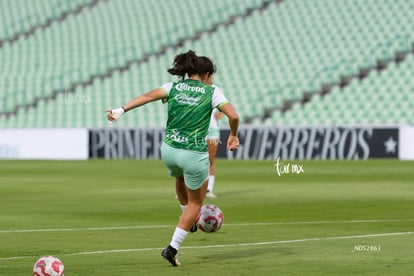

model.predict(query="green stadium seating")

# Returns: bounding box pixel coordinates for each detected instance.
[272,53,414,126]
[0,0,413,127]
[0,0,93,40]
[0,0,267,126]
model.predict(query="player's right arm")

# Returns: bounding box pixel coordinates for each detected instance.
[106,84,170,122]
[121,88,167,112]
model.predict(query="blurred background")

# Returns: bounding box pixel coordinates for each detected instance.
[0,0,413,159]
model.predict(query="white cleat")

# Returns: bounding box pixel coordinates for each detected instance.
[205,191,217,199]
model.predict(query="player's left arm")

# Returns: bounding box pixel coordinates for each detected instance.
[219,102,239,151]
[214,109,224,120]
[211,85,225,120]
[212,87,239,151]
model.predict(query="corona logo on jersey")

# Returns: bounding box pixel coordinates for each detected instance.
[175,83,206,94]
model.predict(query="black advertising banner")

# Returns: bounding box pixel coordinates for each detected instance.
[89,128,164,159]
[217,127,398,160]
[367,128,399,158]
[89,127,398,160]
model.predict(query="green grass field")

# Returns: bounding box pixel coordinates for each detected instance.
[0,159,413,275]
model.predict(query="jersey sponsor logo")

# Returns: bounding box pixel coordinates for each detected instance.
[174,93,201,106]
[166,129,189,144]
[175,83,206,94]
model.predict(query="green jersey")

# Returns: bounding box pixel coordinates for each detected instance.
[161,79,229,152]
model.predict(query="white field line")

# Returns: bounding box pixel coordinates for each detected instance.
[1,231,413,261]
[0,219,413,234]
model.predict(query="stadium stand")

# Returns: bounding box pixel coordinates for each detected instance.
[265,52,414,126]
[0,0,270,127]
[0,0,103,46]
[0,0,413,127]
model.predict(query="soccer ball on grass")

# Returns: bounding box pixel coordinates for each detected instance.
[196,204,224,233]
[33,256,64,276]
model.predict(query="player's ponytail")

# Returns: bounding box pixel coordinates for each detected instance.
[168,50,217,80]
[168,50,200,80]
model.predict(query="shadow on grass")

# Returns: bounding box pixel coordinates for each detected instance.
[211,188,264,198]
[193,246,294,263]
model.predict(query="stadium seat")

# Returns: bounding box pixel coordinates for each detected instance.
[273,53,414,125]
[1,0,414,127]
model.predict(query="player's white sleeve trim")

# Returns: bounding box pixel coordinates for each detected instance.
[212,86,228,109]
[161,82,174,96]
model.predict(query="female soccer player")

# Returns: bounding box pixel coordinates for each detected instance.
[206,107,223,198]
[200,56,224,199]
[106,50,239,266]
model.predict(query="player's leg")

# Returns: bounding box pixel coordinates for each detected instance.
[162,180,208,267]
[175,176,197,233]
[161,146,209,266]
[176,176,187,206]
[160,143,186,266]
[177,180,207,231]
[206,138,219,198]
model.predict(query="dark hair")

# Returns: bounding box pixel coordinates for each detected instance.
[168,50,216,80]
[199,56,217,75]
